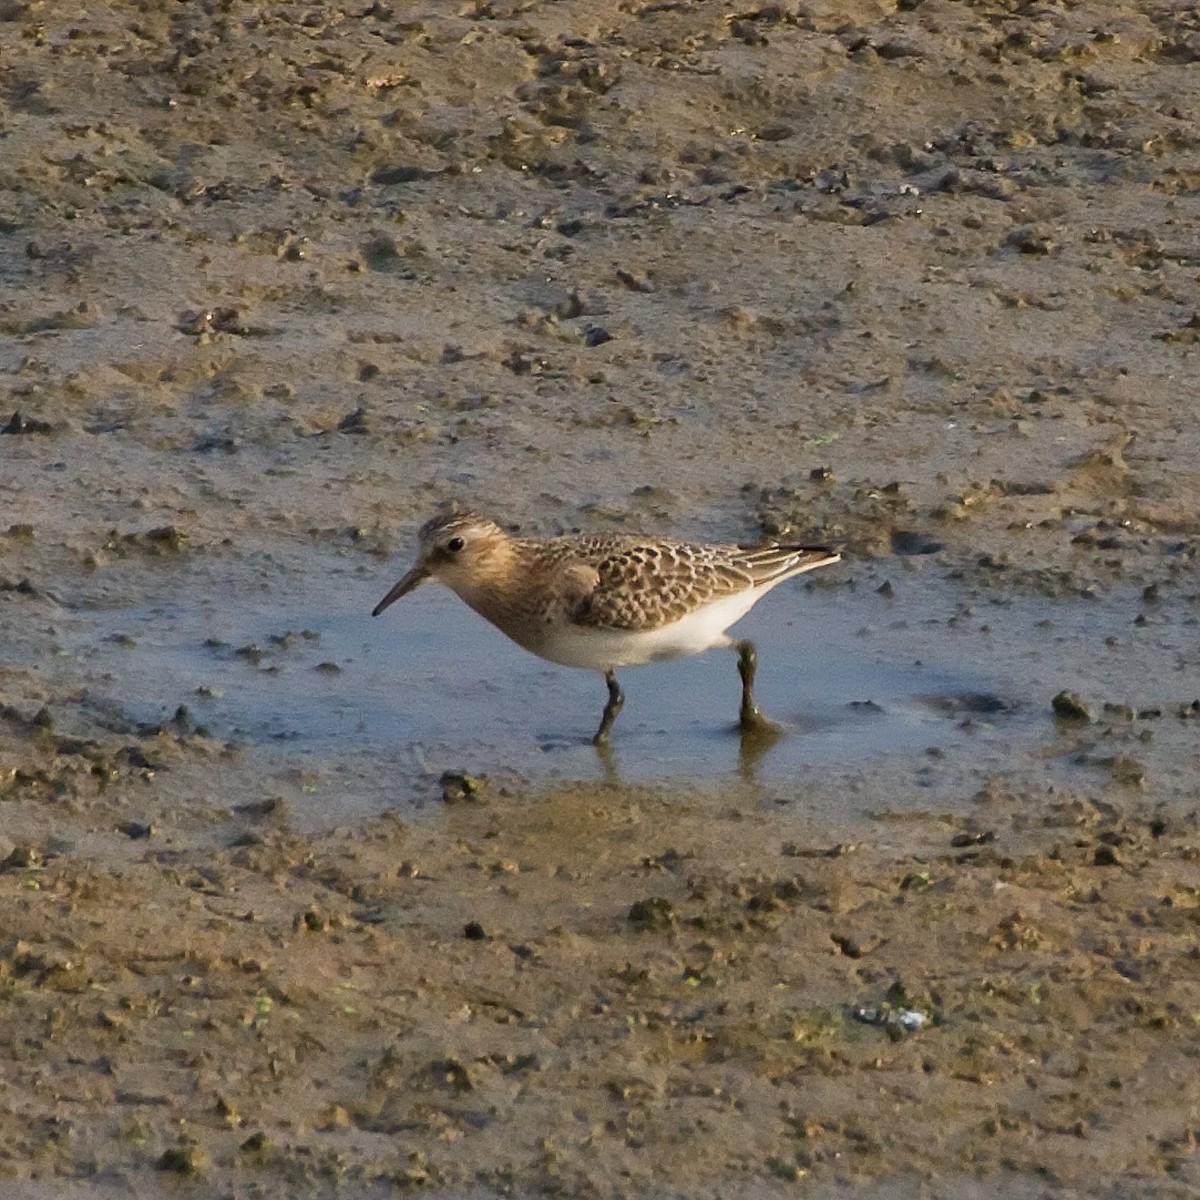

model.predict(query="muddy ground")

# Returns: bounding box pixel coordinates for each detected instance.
[3,0,1200,1196]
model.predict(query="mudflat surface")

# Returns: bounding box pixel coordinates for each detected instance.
[2,0,1200,1195]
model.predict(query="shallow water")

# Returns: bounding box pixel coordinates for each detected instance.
[63,557,1197,828]
[80,581,1003,751]
[66,576,1002,766]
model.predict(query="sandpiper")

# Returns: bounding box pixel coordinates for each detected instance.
[372,509,840,745]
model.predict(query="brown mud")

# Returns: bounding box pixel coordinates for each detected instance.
[2,1,1200,1196]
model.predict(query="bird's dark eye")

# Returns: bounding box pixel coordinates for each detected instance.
[446,536,465,553]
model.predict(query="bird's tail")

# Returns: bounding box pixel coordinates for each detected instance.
[736,543,841,587]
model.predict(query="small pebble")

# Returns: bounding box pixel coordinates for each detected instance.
[1052,690,1092,722]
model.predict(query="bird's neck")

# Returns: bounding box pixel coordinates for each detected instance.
[450,538,536,627]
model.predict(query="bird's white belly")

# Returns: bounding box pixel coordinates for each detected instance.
[534,587,766,670]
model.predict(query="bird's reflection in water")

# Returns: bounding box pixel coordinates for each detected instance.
[588,718,787,789]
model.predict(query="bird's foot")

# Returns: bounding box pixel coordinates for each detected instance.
[738,703,784,740]
[735,640,783,742]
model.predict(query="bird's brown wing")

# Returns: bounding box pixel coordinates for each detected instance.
[536,532,838,633]
[557,540,754,632]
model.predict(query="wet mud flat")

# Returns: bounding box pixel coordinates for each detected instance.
[3,678,1200,1199]
[3,0,1200,1196]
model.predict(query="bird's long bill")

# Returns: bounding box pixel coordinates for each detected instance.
[371,566,429,616]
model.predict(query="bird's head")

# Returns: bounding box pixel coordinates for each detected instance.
[372,509,511,615]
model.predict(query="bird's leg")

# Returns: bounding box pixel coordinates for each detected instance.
[736,640,780,735]
[593,670,624,745]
